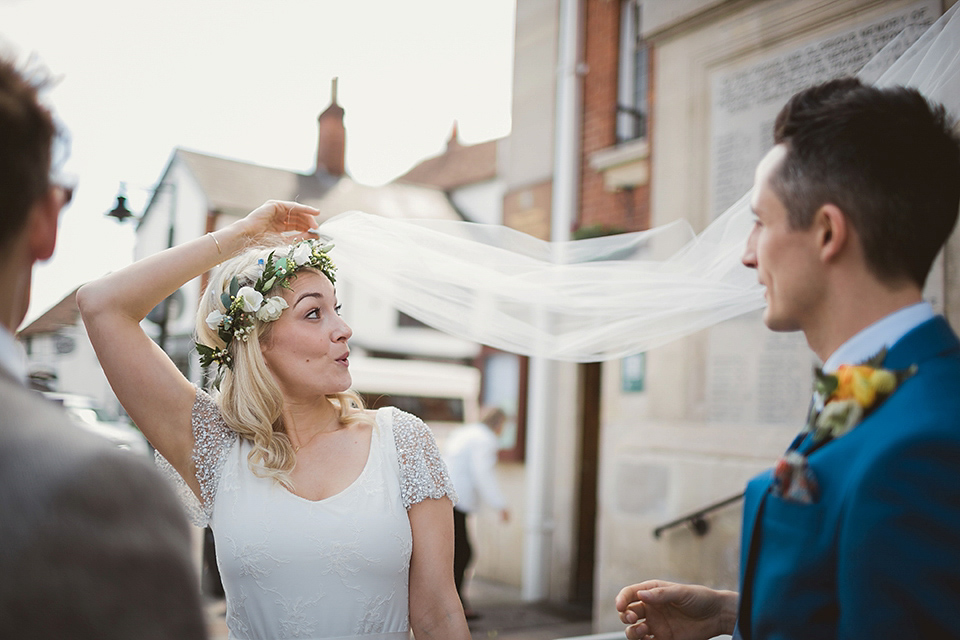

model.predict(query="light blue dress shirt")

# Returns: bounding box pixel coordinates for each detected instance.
[821,301,934,373]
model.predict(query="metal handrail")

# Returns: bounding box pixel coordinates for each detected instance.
[653,491,745,539]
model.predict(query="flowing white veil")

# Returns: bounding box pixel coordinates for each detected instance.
[319,4,960,363]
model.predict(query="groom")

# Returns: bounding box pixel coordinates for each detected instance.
[0,54,207,637]
[616,77,960,638]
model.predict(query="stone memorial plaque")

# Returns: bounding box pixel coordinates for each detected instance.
[710,1,939,217]
[706,311,816,425]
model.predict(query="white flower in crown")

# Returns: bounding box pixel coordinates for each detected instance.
[291,242,314,266]
[205,309,226,331]
[256,296,289,322]
[236,286,263,312]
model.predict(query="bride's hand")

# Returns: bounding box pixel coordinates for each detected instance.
[237,200,321,241]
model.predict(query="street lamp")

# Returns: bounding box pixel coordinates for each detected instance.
[106,183,135,222]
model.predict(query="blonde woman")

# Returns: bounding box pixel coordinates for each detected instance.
[78,201,470,640]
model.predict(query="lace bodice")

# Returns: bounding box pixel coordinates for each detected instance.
[156,389,456,640]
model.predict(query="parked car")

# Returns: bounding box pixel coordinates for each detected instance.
[41,392,150,456]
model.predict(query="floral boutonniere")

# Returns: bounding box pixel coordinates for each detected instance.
[774,349,916,503]
[807,348,917,443]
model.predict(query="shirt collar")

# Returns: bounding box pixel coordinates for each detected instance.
[821,301,934,373]
[0,325,28,384]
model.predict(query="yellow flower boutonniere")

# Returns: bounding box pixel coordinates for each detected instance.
[808,349,917,443]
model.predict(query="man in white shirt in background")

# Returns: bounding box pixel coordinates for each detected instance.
[443,406,511,620]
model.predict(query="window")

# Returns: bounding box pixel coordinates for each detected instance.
[479,348,527,462]
[397,311,430,329]
[359,392,465,424]
[617,0,649,143]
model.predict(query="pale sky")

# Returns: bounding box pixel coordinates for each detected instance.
[0,0,516,325]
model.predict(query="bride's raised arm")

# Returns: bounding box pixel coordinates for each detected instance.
[77,200,320,493]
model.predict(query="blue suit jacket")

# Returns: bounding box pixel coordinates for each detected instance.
[735,316,960,639]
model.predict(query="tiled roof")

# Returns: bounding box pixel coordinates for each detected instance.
[397,132,500,190]
[176,149,336,218]
[176,148,462,223]
[18,287,80,337]
[317,178,464,221]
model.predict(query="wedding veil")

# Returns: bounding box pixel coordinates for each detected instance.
[319,4,960,363]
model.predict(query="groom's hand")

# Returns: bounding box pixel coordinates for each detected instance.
[615,579,738,640]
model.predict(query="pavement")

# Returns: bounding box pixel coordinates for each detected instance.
[459,577,598,640]
[204,576,612,640]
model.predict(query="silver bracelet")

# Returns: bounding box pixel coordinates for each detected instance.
[207,231,222,254]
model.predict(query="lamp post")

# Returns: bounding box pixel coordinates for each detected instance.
[105,181,178,353]
[106,184,135,222]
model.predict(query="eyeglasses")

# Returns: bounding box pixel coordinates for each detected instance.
[50,174,77,208]
[50,125,76,209]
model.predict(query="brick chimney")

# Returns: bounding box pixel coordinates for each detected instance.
[316,78,345,177]
[446,120,460,150]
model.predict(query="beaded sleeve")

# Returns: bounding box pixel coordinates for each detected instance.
[154,387,237,527]
[391,408,458,509]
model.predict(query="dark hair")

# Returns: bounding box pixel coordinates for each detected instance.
[0,54,58,250]
[771,76,960,287]
[480,406,506,429]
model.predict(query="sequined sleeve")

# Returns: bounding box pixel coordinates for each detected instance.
[154,387,237,527]
[391,408,458,509]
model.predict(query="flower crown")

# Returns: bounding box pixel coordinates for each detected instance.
[196,238,336,373]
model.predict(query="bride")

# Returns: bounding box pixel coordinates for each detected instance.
[78,200,470,640]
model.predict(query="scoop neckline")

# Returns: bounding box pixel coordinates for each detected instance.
[279,407,388,504]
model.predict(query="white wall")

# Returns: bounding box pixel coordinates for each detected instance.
[25,321,122,418]
[470,360,581,599]
[337,277,481,361]
[451,178,506,226]
[500,0,560,191]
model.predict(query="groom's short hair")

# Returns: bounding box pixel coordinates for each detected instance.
[770,76,960,288]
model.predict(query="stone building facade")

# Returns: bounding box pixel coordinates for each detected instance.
[590,0,957,633]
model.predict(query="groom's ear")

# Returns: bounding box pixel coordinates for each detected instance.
[815,203,848,264]
[27,188,62,262]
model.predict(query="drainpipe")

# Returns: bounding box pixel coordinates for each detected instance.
[522,0,583,602]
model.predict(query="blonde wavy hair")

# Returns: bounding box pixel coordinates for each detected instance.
[195,237,369,488]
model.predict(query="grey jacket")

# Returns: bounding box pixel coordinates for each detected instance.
[0,370,207,639]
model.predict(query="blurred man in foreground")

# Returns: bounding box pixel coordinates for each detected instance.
[0,52,207,639]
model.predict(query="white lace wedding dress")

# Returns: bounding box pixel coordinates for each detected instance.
[158,389,456,640]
